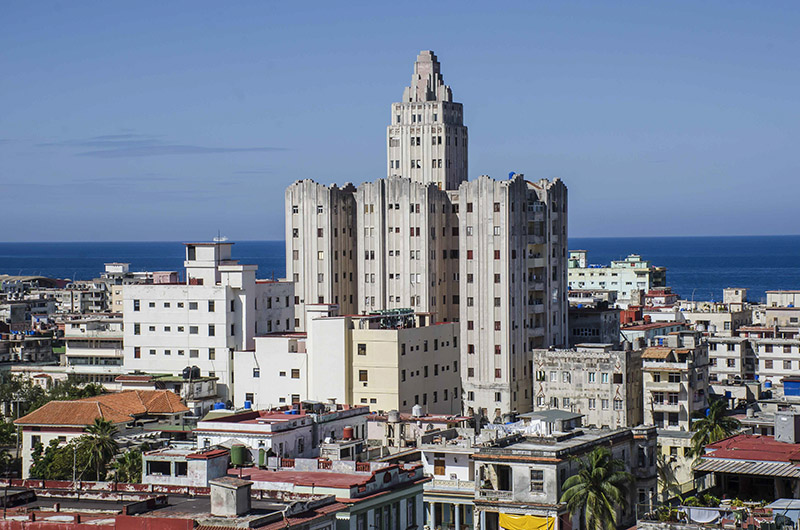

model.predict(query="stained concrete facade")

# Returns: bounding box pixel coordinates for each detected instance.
[285,181,357,330]
[532,344,643,429]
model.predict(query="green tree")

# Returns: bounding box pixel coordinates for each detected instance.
[560,446,634,530]
[113,449,142,483]
[0,418,17,446]
[690,399,741,456]
[78,418,119,481]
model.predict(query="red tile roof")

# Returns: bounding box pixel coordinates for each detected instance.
[704,434,800,462]
[15,390,188,427]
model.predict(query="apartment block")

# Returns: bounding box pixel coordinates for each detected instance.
[234,307,461,414]
[568,252,666,305]
[642,330,709,431]
[123,242,293,400]
[532,344,643,429]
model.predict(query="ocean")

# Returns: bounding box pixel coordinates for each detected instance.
[0,236,798,303]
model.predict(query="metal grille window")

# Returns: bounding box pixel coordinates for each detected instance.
[530,469,544,492]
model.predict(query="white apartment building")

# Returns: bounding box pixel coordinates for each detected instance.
[708,336,753,383]
[568,252,666,304]
[234,306,461,414]
[63,316,125,385]
[123,242,293,400]
[284,51,568,418]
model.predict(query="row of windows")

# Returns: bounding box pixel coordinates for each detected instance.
[133,323,228,336]
[133,300,218,312]
[133,347,216,360]
[535,396,624,411]
[400,387,460,408]
[399,361,458,381]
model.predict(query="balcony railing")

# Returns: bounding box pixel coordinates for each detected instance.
[478,489,512,501]
[426,478,475,492]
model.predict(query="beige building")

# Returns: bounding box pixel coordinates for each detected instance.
[642,330,709,431]
[532,344,643,429]
[568,252,666,305]
[283,51,568,418]
[235,307,462,414]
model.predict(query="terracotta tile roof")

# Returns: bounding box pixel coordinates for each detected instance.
[642,347,673,360]
[14,390,188,427]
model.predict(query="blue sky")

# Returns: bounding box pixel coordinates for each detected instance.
[2,1,799,241]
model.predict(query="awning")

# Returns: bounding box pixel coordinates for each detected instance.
[499,513,554,530]
[694,458,800,478]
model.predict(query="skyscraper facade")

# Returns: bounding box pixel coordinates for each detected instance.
[284,51,568,418]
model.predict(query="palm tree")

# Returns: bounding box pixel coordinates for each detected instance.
[113,449,142,483]
[690,399,741,456]
[79,418,119,481]
[560,446,634,530]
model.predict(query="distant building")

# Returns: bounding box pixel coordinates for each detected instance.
[142,446,229,487]
[62,316,125,385]
[568,251,666,305]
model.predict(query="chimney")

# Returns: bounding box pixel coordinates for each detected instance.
[209,477,253,517]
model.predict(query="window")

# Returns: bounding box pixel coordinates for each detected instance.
[495,368,501,379]
[530,469,544,492]
[149,349,156,355]
[134,347,140,358]
[765,359,774,369]
[764,344,773,353]
[588,398,596,409]
[494,250,500,260]
[189,302,198,310]
[728,358,736,367]
[133,300,140,311]
[149,302,155,308]
[134,323,140,335]
[209,348,215,360]
[588,372,596,383]
[253,368,260,378]
[208,300,215,312]
[652,373,661,382]
[668,372,681,383]
[468,367,474,377]
[601,373,609,384]
[291,369,300,379]
[494,392,501,402]
[613,373,623,384]
[614,399,623,410]
[601,399,609,410]
[189,326,198,335]
[208,324,215,336]
[189,349,198,358]
[359,370,368,382]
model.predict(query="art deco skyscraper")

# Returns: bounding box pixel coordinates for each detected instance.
[387,51,468,190]
[284,51,568,420]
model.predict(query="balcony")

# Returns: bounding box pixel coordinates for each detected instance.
[645,381,682,392]
[426,478,475,493]
[529,257,546,268]
[478,489,513,501]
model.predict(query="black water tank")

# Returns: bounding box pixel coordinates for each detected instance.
[182,367,192,379]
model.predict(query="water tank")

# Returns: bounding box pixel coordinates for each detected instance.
[412,404,423,418]
[230,444,246,467]
[191,366,201,379]
[244,400,252,410]
[387,410,400,423]
[765,380,773,389]
[182,367,192,379]
[342,426,354,440]
[258,448,266,468]
[214,402,226,410]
